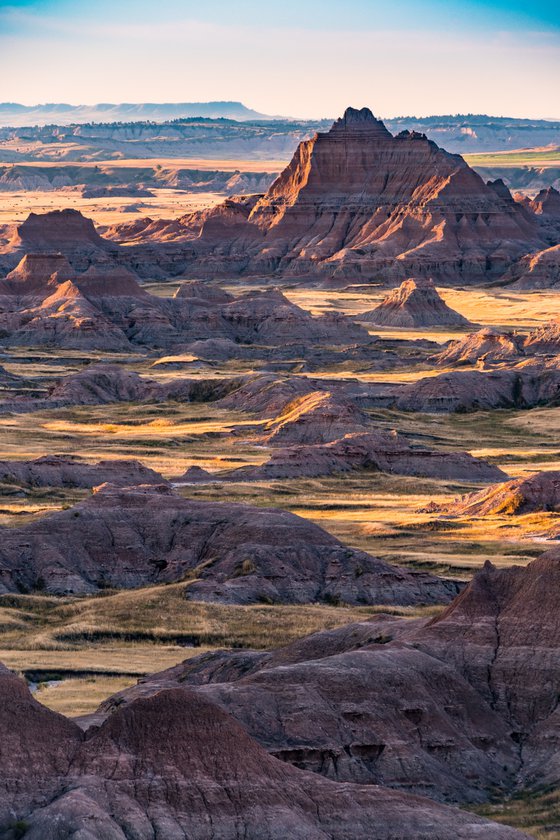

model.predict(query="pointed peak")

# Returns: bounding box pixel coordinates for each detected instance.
[330,106,391,138]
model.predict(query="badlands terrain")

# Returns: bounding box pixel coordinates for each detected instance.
[1,105,560,837]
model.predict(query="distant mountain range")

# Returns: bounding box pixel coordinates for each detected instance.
[0,101,271,127]
[0,103,559,158]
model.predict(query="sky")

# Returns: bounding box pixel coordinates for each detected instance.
[0,0,559,119]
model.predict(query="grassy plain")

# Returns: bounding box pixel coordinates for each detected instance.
[1,284,559,723]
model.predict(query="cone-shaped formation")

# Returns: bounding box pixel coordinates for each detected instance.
[530,186,560,217]
[359,278,471,327]
[0,252,73,295]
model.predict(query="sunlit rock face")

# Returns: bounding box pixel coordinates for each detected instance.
[172,106,544,283]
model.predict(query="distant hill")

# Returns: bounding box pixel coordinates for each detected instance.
[385,114,560,154]
[0,101,272,127]
[0,109,558,168]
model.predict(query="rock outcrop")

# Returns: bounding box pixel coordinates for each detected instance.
[126,106,545,284]
[260,391,371,445]
[530,186,560,218]
[433,327,525,367]
[185,431,505,483]
[510,244,560,289]
[359,278,471,327]
[97,551,560,810]
[0,482,460,604]
[0,455,166,489]
[396,360,560,412]
[0,258,369,350]
[523,315,560,355]
[0,209,120,274]
[0,668,522,839]
[430,470,560,517]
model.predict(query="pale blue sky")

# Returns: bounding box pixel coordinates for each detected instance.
[0,0,558,117]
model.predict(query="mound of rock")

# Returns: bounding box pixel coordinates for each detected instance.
[431,470,560,517]
[5,279,132,350]
[523,315,560,355]
[199,431,504,483]
[1,209,119,274]
[433,327,525,367]
[218,288,368,345]
[0,252,73,298]
[359,278,471,328]
[0,670,520,839]
[530,186,560,217]
[261,391,370,445]
[510,244,560,289]
[97,550,560,811]
[0,482,459,605]
[0,455,166,490]
[0,255,372,350]
[174,279,234,304]
[395,360,560,412]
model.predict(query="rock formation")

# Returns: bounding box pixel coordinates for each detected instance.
[121,107,545,284]
[433,327,525,366]
[0,482,460,604]
[96,551,560,811]
[0,455,166,489]
[0,252,73,297]
[524,314,560,354]
[0,258,369,350]
[183,431,504,483]
[395,359,560,412]
[260,391,371,445]
[530,186,560,215]
[0,209,120,274]
[0,667,522,839]
[430,470,560,517]
[510,244,560,289]
[359,278,471,327]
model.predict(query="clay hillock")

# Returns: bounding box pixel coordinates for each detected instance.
[182,335,413,374]
[45,364,238,407]
[0,672,522,839]
[173,279,234,304]
[395,359,560,412]
[73,264,148,299]
[261,391,370,445]
[530,186,560,217]
[224,431,505,483]
[5,279,132,350]
[429,470,560,517]
[359,278,471,328]
[218,288,368,344]
[0,252,73,297]
[3,364,241,413]
[524,314,560,353]
[217,374,332,416]
[0,482,460,605]
[46,364,162,405]
[509,243,560,289]
[433,327,525,367]
[0,455,166,490]
[412,552,560,789]
[1,209,119,274]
